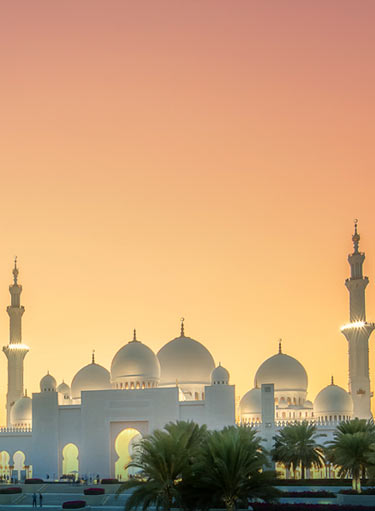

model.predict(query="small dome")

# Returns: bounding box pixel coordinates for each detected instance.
[11,395,32,427]
[40,372,57,392]
[240,387,261,415]
[304,400,313,409]
[255,348,308,391]
[314,380,353,419]
[211,364,230,385]
[57,381,71,397]
[158,327,215,386]
[111,331,160,388]
[71,357,111,399]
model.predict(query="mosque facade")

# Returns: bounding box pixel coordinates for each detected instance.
[0,222,373,480]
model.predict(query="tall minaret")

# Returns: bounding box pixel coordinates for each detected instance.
[3,258,29,426]
[341,221,374,419]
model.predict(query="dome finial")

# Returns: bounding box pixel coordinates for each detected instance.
[331,375,334,385]
[352,219,360,253]
[25,388,27,397]
[92,350,95,364]
[180,317,185,337]
[278,338,282,354]
[13,256,19,284]
[132,329,137,342]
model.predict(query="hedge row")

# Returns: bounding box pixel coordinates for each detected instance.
[281,491,336,498]
[100,478,118,484]
[25,478,44,484]
[0,487,22,494]
[83,487,104,495]
[274,479,354,486]
[62,501,86,509]
[251,504,375,511]
[339,488,375,495]
[250,503,374,511]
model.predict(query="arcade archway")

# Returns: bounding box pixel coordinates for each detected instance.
[62,443,79,478]
[0,451,10,480]
[114,428,141,481]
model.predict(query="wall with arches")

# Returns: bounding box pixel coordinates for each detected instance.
[0,449,30,481]
[0,432,32,479]
[78,387,179,477]
[9,383,235,478]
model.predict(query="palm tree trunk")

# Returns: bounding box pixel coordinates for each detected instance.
[224,497,236,511]
[301,462,305,480]
[352,473,361,493]
[357,475,362,494]
[292,463,297,480]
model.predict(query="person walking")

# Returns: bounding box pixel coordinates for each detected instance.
[39,492,43,508]
[32,492,37,509]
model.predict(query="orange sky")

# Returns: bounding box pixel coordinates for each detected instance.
[1,1,375,424]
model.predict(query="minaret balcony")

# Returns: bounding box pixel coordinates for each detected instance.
[341,321,375,332]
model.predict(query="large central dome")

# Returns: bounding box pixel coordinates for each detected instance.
[255,349,308,391]
[157,328,215,386]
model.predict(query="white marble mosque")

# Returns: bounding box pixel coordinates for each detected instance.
[0,222,373,480]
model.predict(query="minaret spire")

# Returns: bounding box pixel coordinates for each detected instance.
[3,259,29,426]
[13,256,18,284]
[352,219,360,254]
[342,221,374,419]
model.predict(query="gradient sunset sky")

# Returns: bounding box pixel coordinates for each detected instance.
[1,1,375,423]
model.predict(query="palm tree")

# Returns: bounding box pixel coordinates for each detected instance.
[188,425,279,511]
[164,420,207,462]
[116,421,207,511]
[334,418,375,435]
[326,419,375,492]
[271,421,325,479]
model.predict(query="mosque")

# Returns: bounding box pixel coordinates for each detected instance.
[0,222,373,480]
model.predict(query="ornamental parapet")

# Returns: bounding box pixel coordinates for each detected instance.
[0,426,32,434]
[237,418,347,429]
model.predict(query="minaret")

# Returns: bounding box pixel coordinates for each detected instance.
[3,258,29,426]
[341,221,374,419]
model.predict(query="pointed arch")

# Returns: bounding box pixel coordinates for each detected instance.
[0,451,10,478]
[114,428,141,481]
[62,443,79,478]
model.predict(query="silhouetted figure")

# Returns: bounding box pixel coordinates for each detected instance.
[32,492,37,509]
[39,492,43,508]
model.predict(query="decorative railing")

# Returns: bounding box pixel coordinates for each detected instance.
[237,418,348,428]
[0,427,32,433]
